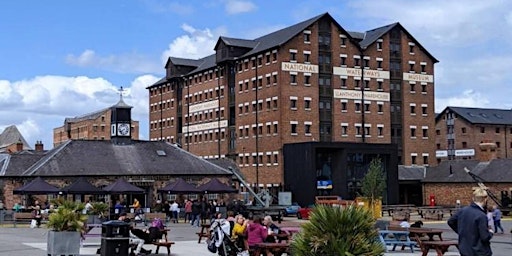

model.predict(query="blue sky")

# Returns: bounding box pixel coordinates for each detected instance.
[1,0,511,149]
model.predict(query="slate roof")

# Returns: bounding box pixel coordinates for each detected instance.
[423,159,512,183]
[398,165,426,180]
[218,36,258,49]
[0,125,32,151]
[168,57,203,67]
[0,140,232,177]
[436,106,512,125]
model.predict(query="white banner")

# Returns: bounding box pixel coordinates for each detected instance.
[333,67,390,79]
[281,62,318,73]
[333,89,390,101]
[189,100,219,113]
[403,73,433,83]
[182,120,228,133]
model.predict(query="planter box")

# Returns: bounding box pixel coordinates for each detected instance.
[47,230,81,255]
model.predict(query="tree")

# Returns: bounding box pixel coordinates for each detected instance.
[360,157,386,217]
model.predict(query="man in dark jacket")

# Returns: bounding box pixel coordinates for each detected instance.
[447,188,493,256]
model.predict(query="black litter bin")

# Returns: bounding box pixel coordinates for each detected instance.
[100,220,130,256]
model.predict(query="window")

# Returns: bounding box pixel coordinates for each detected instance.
[266,54,270,64]
[377,41,382,50]
[480,127,485,133]
[291,123,297,134]
[436,129,440,135]
[497,142,501,148]
[305,124,311,134]
[364,126,370,136]
[290,52,297,61]
[257,57,262,66]
[378,126,383,136]
[251,58,256,68]
[273,99,278,108]
[272,52,277,62]
[377,60,382,69]
[422,128,428,138]
[364,80,370,89]
[341,125,348,136]
[422,106,427,115]
[341,78,347,88]
[363,59,369,68]
[364,103,370,112]
[354,58,360,67]
[341,102,347,111]
[290,74,297,84]
[355,126,361,136]
[377,81,383,90]
[340,36,346,46]
[423,155,428,165]
[341,56,346,66]
[304,33,310,43]
[409,63,415,72]
[422,84,427,93]
[421,64,426,73]
[304,53,310,63]
[461,127,466,133]
[273,74,277,84]
[378,104,383,113]
[305,75,311,85]
[410,83,415,92]
[462,141,467,148]
[290,99,297,109]
[410,105,416,115]
[410,128,416,137]
[355,102,361,112]
[411,155,417,164]
[305,99,311,109]
[273,123,278,133]
[355,79,360,89]
[496,127,500,133]
[409,43,415,53]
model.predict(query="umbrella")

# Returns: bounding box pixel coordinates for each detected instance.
[197,178,237,194]
[13,177,60,195]
[158,178,200,194]
[60,177,104,195]
[102,178,145,194]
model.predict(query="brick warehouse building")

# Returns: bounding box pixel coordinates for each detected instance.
[435,106,512,163]
[147,13,438,205]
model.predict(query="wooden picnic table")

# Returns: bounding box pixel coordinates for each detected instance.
[409,227,444,241]
[196,223,211,243]
[378,230,416,253]
[252,242,289,256]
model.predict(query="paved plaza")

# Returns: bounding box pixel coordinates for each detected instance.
[0,217,511,255]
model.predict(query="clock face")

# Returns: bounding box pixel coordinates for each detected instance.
[117,123,130,136]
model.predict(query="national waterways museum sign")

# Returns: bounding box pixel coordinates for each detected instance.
[333,89,390,101]
[281,62,318,73]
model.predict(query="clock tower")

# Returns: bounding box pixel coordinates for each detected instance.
[111,87,133,145]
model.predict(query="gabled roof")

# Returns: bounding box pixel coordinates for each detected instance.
[215,36,258,49]
[168,57,202,67]
[2,140,231,177]
[436,106,512,125]
[423,159,512,183]
[358,22,438,63]
[64,108,109,123]
[0,125,32,151]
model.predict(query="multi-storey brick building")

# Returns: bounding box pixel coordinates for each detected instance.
[435,106,512,163]
[147,13,438,205]
[53,97,139,147]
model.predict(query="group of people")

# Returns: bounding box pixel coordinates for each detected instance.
[448,188,506,256]
[211,211,283,256]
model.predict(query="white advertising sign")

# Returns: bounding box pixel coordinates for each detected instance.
[436,150,448,158]
[333,89,390,101]
[403,73,434,83]
[182,120,228,133]
[333,67,390,79]
[189,100,219,113]
[281,62,318,73]
[455,149,475,157]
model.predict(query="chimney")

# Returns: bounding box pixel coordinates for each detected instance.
[479,141,497,162]
[35,140,44,151]
[16,140,23,152]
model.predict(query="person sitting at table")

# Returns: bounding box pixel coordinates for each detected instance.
[232,214,249,250]
[263,215,283,243]
[118,213,152,255]
[247,215,271,255]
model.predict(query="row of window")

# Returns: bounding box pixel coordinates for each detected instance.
[185,87,224,105]
[238,98,279,114]
[237,50,278,72]
[238,153,279,166]
[438,126,512,135]
[410,154,429,165]
[437,141,512,150]
[238,73,278,92]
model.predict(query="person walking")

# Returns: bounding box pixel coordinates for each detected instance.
[492,205,504,234]
[448,188,493,256]
[184,199,192,223]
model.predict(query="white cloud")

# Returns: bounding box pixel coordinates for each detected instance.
[161,24,227,61]
[435,90,490,113]
[0,74,157,149]
[66,49,161,74]
[224,0,256,15]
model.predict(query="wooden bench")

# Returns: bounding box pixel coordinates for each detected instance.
[197,223,211,243]
[13,212,48,227]
[378,230,416,253]
[152,241,175,255]
[412,235,458,256]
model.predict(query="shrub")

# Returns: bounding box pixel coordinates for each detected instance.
[290,204,385,256]
[47,198,88,232]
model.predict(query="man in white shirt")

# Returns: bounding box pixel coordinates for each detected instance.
[170,201,179,223]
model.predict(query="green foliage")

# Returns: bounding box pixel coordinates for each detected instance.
[90,202,109,218]
[361,158,386,202]
[47,198,87,232]
[290,204,385,256]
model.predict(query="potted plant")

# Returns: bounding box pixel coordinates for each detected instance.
[290,204,385,255]
[88,202,110,224]
[359,157,386,218]
[46,198,88,255]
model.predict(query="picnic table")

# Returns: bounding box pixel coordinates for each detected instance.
[252,242,289,256]
[409,227,444,241]
[196,223,211,243]
[378,230,416,253]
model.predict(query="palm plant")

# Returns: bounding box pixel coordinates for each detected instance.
[90,202,109,219]
[47,198,88,232]
[290,204,385,256]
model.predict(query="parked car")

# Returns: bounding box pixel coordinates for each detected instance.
[284,203,301,217]
[297,205,314,219]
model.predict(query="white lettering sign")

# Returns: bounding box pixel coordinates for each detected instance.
[189,100,219,113]
[455,149,475,157]
[403,73,433,83]
[333,67,390,79]
[333,89,390,101]
[281,62,318,73]
[182,120,228,133]
[436,150,448,158]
